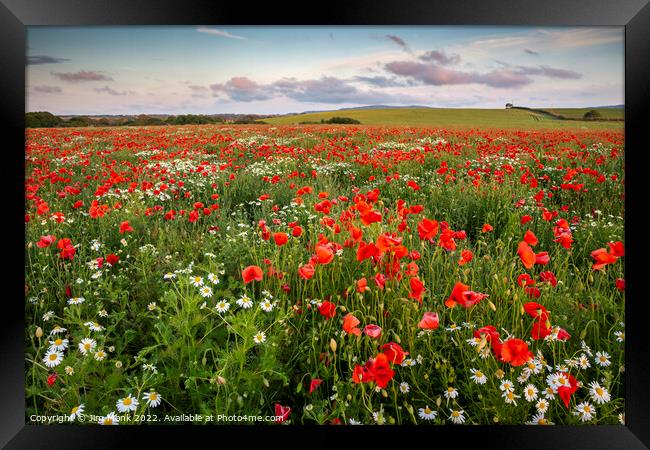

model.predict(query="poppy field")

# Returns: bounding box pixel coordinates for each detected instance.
[25,124,625,425]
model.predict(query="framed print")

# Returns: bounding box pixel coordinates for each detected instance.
[2,0,649,448]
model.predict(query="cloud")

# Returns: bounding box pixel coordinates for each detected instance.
[524,48,538,55]
[197,27,247,40]
[496,61,582,79]
[33,85,63,93]
[209,75,413,105]
[188,85,208,92]
[28,55,70,65]
[385,61,532,88]
[210,77,274,101]
[353,75,412,88]
[94,86,131,96]
[418,50,461,65]
[386,35,411,53]
[51,71,113,82]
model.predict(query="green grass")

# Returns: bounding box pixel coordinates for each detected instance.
[264,108,623,130]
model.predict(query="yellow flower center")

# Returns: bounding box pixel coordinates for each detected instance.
[424,407,431,414]
[476,371,483,377]
[584,406,591,413]
[150,393,158,401]
[71,406,78,414]
[123,397,131,406]
[104,418,113,425]
[49,354,57,360]
[596,387,604,396]
[539,418,547,424]
[55,339,63,345]
[84,343,91,349]
[452,411,459,417]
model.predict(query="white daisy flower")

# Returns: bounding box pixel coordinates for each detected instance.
[470,368,487,385]
[526,413,553,425]
[65,366,74,375]
[399,382,410,394]
[147,302,157,311]
[260,299,274,312]
[536,398,550,414]
[143,363,158,373]
[444,387,458,399]
[190,275,204,287]
[42,311,54,321]
[466,336,482,347]
[69,404,85,422]
[78,338,97,355]
[214,300,230,313]
[614,331,625,342]
[163,272,176,280]
[523,384,538,402]
[418,405,437,421]
[116,394,139,413]
[84,321,104,332]
[594,351,611,367]
[577,354,591,370]
[588,381,611,404]
[236,294,254,309]
[502,390,520,405]
[448,409,465,424]
[50,325,67,335]
[199,286,213,298]
[48,337,69,352]
[143,391,162,408]
[98,412,119,425]
[349,418,362,425]
[543,386,556,400]
[573,402,596,422]
[207,273,220,284]
[253,331,266,345]
[67,297,85,305]
[94,349,107,361]
[618,413,625,425]
[43,349,64,368]
[98,309,108,318]
[445,323,460,332]
[499,380,515,393]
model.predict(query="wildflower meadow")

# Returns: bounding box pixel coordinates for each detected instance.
[25,124,625,425]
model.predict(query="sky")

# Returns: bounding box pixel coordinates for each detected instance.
[26,26,624,115]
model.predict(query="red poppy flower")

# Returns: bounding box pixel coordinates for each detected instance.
[370,353,395,388]
[363,324,382,338]
[36,235,57,248]
[315,244,334,264]
[357,278,370,294]
[374,273,386,289]
[47,372,58,387]
[615,278,625,291]
[608,241,625,257]
[557,373,578,408]
[274,404,291,423]
[298,263,315,280]
[292,226,303,237]
[499,338,533,366]
[119,220,133,234]
[106,253,120,266]
[417,218,439,241]
[309,378,323,394]
[382,342,408,365]
[524,302,549,320]
[445,282,488,308]
[273,232,288,246]
[318,301,336,319]
[591,248,618,270]
[482,223,493,233]
[539,271,557,287]
[408,277,425,303]
[419,312,439,330]
[531,320,552,340]
[352,360,375,384]
[521,215,532,224]
[523,230,538,246]
[458,249,473,265]
[242,265,263,284]
[342,313,361,336]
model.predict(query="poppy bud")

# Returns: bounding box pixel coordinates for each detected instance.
[35,327,43,338]
[329,338,337,353]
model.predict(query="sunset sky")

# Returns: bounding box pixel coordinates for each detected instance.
[26,26,624,115]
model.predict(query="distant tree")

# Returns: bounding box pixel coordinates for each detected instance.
[321,117,361,124]
[583,109,602,120]
[25,111,63,128]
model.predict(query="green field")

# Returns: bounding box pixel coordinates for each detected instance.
[543,108,624,120]
[264,107,623,130]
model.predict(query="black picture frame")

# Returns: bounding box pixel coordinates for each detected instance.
[2,0,649,448]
